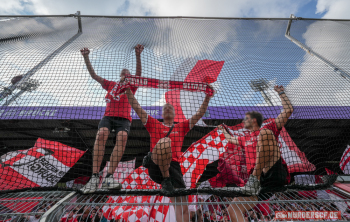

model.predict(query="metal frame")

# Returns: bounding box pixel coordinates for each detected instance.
[0,14,350,21]
[1,12,349,105]
[40,191,76,222]
[0,191,72,221]
[285,14,350,83]
[0,11,83,106]
[1,12,350,221]
[17,187,349,222]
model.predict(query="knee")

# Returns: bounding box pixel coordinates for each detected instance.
[154,138,172,156]
[159,137,171,145]
[97,128,109,140]
[117,131,128,141]
[157,137,172,150]
[259,129,275,141]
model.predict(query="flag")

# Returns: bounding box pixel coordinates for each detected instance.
[209,141,248,187]
[98,158,136,188]
[180,119,315,188]
[325,168,337,175]
[103,167,176,222]
[149,196,176,222]
[166,59,224,124]
[0,138,85,190]
[278,126,316,173]
[112,196,155,222]
[340,145,350,174]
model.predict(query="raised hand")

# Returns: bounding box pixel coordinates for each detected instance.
[135,44,144,56]
[80,48,90,57]
[274,85,284,93]
[217,125,226,132]
[207,84,216,99]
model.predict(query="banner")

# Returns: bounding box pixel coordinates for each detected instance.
[165,59,224,124]
[102,167,175,222]
[112,69,219,99]
[180,119,315,188]
[340,145,350,174]
[98,159,136,189]
[0,138,85,190]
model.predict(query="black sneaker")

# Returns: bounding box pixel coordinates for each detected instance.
[161,177,174,196]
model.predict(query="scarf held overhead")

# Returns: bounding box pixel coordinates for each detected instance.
[114,76,215,97]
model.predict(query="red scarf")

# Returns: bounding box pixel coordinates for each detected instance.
[115,75,215,97]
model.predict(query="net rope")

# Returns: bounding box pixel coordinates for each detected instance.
[0,17,349,203]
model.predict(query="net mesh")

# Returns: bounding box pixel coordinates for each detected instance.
[0,16,349,201]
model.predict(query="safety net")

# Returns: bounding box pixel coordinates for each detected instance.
[0,15,349,201]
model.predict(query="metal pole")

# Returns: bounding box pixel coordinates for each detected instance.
[261,91,274,106]
[76,11,82,33]
[0,11,83,106]
[285,14,350,83]
[40,191,76,222]
[3,90,26,106]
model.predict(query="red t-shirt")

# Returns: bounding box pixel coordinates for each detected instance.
[237,119,282,174]
[103,79,137,122]
[144,115,190,162]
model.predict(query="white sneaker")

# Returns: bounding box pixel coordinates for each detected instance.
[230,175,261,196]
[80,175,99,194]
[101,175,122,190]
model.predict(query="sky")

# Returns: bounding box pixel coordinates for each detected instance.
[0,0,350,112]
[0,0,349,19]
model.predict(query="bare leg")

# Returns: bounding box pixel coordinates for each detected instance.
[227,196,258,222]
[252,129,280,180]
[170,196,189,222]
[108,131,128,174]
[92,127,110,174]
[151,137,172,178]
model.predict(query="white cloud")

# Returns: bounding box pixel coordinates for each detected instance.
[128,0,308,17]
[0,0,24,15]
[0,0,126,15]
[316,0,350,19]
[0,0,309,18]
[151,92,166,106]
[286,21,350,106]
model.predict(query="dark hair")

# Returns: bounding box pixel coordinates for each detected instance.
[246,111,264,127]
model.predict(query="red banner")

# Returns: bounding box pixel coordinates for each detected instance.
[0,138,85,190]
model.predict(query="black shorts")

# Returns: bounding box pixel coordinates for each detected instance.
[98,116,131,134]
[148,160,186,189]
[258,158,288,200]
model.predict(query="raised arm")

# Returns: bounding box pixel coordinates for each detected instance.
[189,85,214,129]
[274,85,294,130]
[125,88,148,125]
[134,44,144,76]
[217,125,240,145]
[80,48,104,86]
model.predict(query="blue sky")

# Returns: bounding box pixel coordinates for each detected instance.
[0,0,350,110]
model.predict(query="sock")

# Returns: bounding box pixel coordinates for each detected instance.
[92,173,98,177]
[106,173,112,178]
